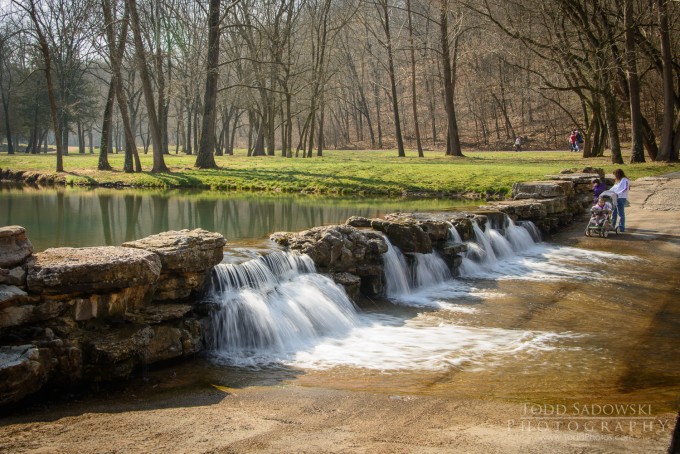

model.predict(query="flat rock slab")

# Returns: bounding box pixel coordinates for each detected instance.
[512,180,574,199]
[26,247,161,295]
[122,229,226,273]
[0,226,34,269]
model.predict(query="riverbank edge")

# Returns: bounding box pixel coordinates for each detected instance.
[0,166,530,199]
[0,171,596,410]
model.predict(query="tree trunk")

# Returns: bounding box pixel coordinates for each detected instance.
[195,0,221,169]
[99,79,115,169]
[381,0,405,157]
[604,92,623,164]
[126,0,168,172]
[103,0,140,172]
[28,0,63,171]
[440,4,463,157]
[656,0,677,161]
[1,92,14,154]
[625,0,644,163]
[406,0,423,157]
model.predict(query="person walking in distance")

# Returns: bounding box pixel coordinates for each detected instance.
[514,137,521,152]
[569,130,578,152]
[610,168,630,232]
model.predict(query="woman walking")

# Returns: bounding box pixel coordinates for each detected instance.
[610,169,630,232]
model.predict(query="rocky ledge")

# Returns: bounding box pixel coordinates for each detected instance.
[0,227,225,406]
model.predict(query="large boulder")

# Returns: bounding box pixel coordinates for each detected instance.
[271,225,387,274]
[512,180,574,199]
[122,229,226,301]
[0,226,33,269]
[26,247,161,295]
[370,219,432,253]
[81,320,205,381]
[0,345,48,406]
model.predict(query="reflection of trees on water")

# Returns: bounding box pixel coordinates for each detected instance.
[2,189,453,250]
[98,193,113,246]
[124,194,143,243]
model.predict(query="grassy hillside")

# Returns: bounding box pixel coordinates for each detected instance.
[1,148,677,197]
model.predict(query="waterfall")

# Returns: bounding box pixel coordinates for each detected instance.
[471,223,498,264]
[457,217,541,276]
[507,219,538,252]
[518,220,542,243]
[412,252,451,288]
[210,251,360,366]
[448,225,463,243]
[382,237,451,297]
[488,229,515,258]
[382,242,411,297]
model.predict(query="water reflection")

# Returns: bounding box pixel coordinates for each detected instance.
[0,185,470,251]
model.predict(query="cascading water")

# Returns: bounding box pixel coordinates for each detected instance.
[471,223,498,264]
[210,251,360,366]
[507,218,539,251]
[381,237,451,298]
[382,242,411,297]
[206,215,615,372]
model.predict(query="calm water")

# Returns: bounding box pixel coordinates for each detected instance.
[0,184,470,251]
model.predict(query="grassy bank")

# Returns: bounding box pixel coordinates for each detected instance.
[1,149,678,197]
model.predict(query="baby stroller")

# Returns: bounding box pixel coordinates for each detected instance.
[585,190,619,238]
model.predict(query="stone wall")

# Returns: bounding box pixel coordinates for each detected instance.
[273,170,602,298]
[0,227,225,407]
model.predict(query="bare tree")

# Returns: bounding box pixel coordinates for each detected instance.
[126,0,168,172]
[195,0,221,169]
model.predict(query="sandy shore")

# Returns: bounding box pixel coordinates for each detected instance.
[1,174,679,453]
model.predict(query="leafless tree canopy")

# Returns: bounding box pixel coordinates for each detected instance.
[1,0,678,171]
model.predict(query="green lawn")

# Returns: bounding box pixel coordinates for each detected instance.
[1,148,677,197]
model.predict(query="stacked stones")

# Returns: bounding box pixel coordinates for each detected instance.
[0,227,225,406]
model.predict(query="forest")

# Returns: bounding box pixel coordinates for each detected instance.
[0,0,678,174]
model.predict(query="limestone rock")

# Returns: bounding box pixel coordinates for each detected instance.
[26,247,161,295]
[0,284,29,309]
[0,345,48,406]
[345,216,372,228]
[329,272,361,301]
[371,219,432,253]
[81,321,205,380]
[0,226,33,269]
[0,299,66,329]
[123,229,226,302]
[0,266,27,286]
[512,180,574,199]
[122,229,226,273]
[272,225,387,274]
[69,285,154,321]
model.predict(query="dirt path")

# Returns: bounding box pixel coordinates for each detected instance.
[1,175,678,454]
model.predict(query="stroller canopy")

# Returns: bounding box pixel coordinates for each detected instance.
[599,190,618,205]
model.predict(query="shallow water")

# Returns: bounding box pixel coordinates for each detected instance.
[194,221,680,415]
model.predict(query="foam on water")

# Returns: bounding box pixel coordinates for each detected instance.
[209,218,634,371]
[288,314,568,371]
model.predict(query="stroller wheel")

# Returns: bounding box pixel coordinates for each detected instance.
[585,229,591,237]
[603,229,609,238]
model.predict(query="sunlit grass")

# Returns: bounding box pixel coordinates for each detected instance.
[1,148,677,197]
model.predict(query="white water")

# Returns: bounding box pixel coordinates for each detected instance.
[210,217,638,372]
